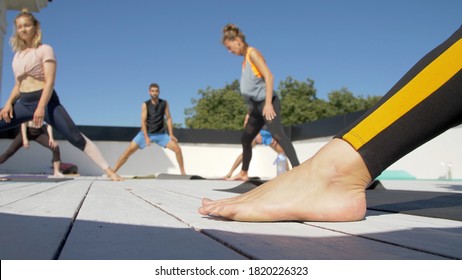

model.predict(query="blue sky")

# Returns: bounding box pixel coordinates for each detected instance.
[1,0,461,127]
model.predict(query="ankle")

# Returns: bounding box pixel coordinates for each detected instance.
[314,139,372,187]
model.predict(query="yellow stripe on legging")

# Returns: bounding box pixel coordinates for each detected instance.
[343,39,462,150]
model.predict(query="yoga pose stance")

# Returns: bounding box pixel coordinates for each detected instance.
[113,83,186,175]
[0,121,63,177]
[199,25,462,222]
[0,9,122,181]
[222,24,299,181]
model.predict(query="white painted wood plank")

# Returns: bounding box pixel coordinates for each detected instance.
[59,180,245,260]
[0,179,91,217]
[0,182,67,206]
[306,210,462,259]
[158,179,462,259]
[0,181,37,190]
[130,178,242,199]
[124,180,446,259]
[0,180,92,259]
[3,177,459,260]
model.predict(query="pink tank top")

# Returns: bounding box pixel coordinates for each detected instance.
[12,44,56,81]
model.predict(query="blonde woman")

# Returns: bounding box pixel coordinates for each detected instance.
[0,9,122,181]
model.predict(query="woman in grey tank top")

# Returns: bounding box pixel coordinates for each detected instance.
[221,24,300,181]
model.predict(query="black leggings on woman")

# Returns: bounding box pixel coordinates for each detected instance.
[241,95,299,171]
[335,25,462,179]
[0,126,60,164]
[0,89,87,151]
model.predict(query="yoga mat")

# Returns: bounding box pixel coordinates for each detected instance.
[132,174,157,179]
[216,179,267,194]
[366,180,386,190]
[155,173,205,180]
[156,173,261,181]
[0,175,74,182]
[366,189,462,221]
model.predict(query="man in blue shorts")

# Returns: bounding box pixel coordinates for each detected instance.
[113,83,186,175]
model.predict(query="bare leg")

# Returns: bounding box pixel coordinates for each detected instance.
[166,140,186,175]
[113,142,139,172]
[82,135,123,181]
[226,170,250,181]
[225,153,243,178]
[105,168,124,181]
[198,138,371,222]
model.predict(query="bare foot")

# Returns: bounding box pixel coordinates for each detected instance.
[105,168,124,181]
[52,171,65,178]
[225,171,249,181]
[198,139,372,222]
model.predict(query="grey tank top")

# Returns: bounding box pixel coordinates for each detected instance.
[240,47,267,103]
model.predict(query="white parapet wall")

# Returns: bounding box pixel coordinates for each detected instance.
[1,125,461,180]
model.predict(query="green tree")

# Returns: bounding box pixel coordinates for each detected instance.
[277,77,332,125]
[278,78,382,125]
[185,77,382,129]
[173,123,183,128]
[185,80,247,129]
[327,88,381,115]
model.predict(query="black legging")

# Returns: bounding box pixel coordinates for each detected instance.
[241,95,299,171]
[0,126,60,164]
[335,25,462,179]
[0,89,86,151]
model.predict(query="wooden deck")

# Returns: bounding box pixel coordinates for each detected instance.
[1,176,461,260]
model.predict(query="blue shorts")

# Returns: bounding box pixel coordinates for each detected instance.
[132,131,171,149]
[259,129,273,146]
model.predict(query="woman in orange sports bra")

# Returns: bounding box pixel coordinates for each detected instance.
[220,24,299,181]
[0,9,122,181]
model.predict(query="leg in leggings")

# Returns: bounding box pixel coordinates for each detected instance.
[262,96,300,167]
[0,103,35,131]
[45,93,87,150]
[32,131,61,163]
[241,96,300,171]
[28,128,63,176]
[241,110,265,171]
[1,91,120,179]
[199,26,462,222]
[44,92,109,171]
[6,91,86,153]
[335,25,462,179]
[0,133,23,164]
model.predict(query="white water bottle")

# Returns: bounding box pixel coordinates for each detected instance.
[275,153,287,176]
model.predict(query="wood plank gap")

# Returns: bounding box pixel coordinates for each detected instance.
[127,190,252,260]
[197,229,256,260]
[0,183,69,207]
[52,181,94,260]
